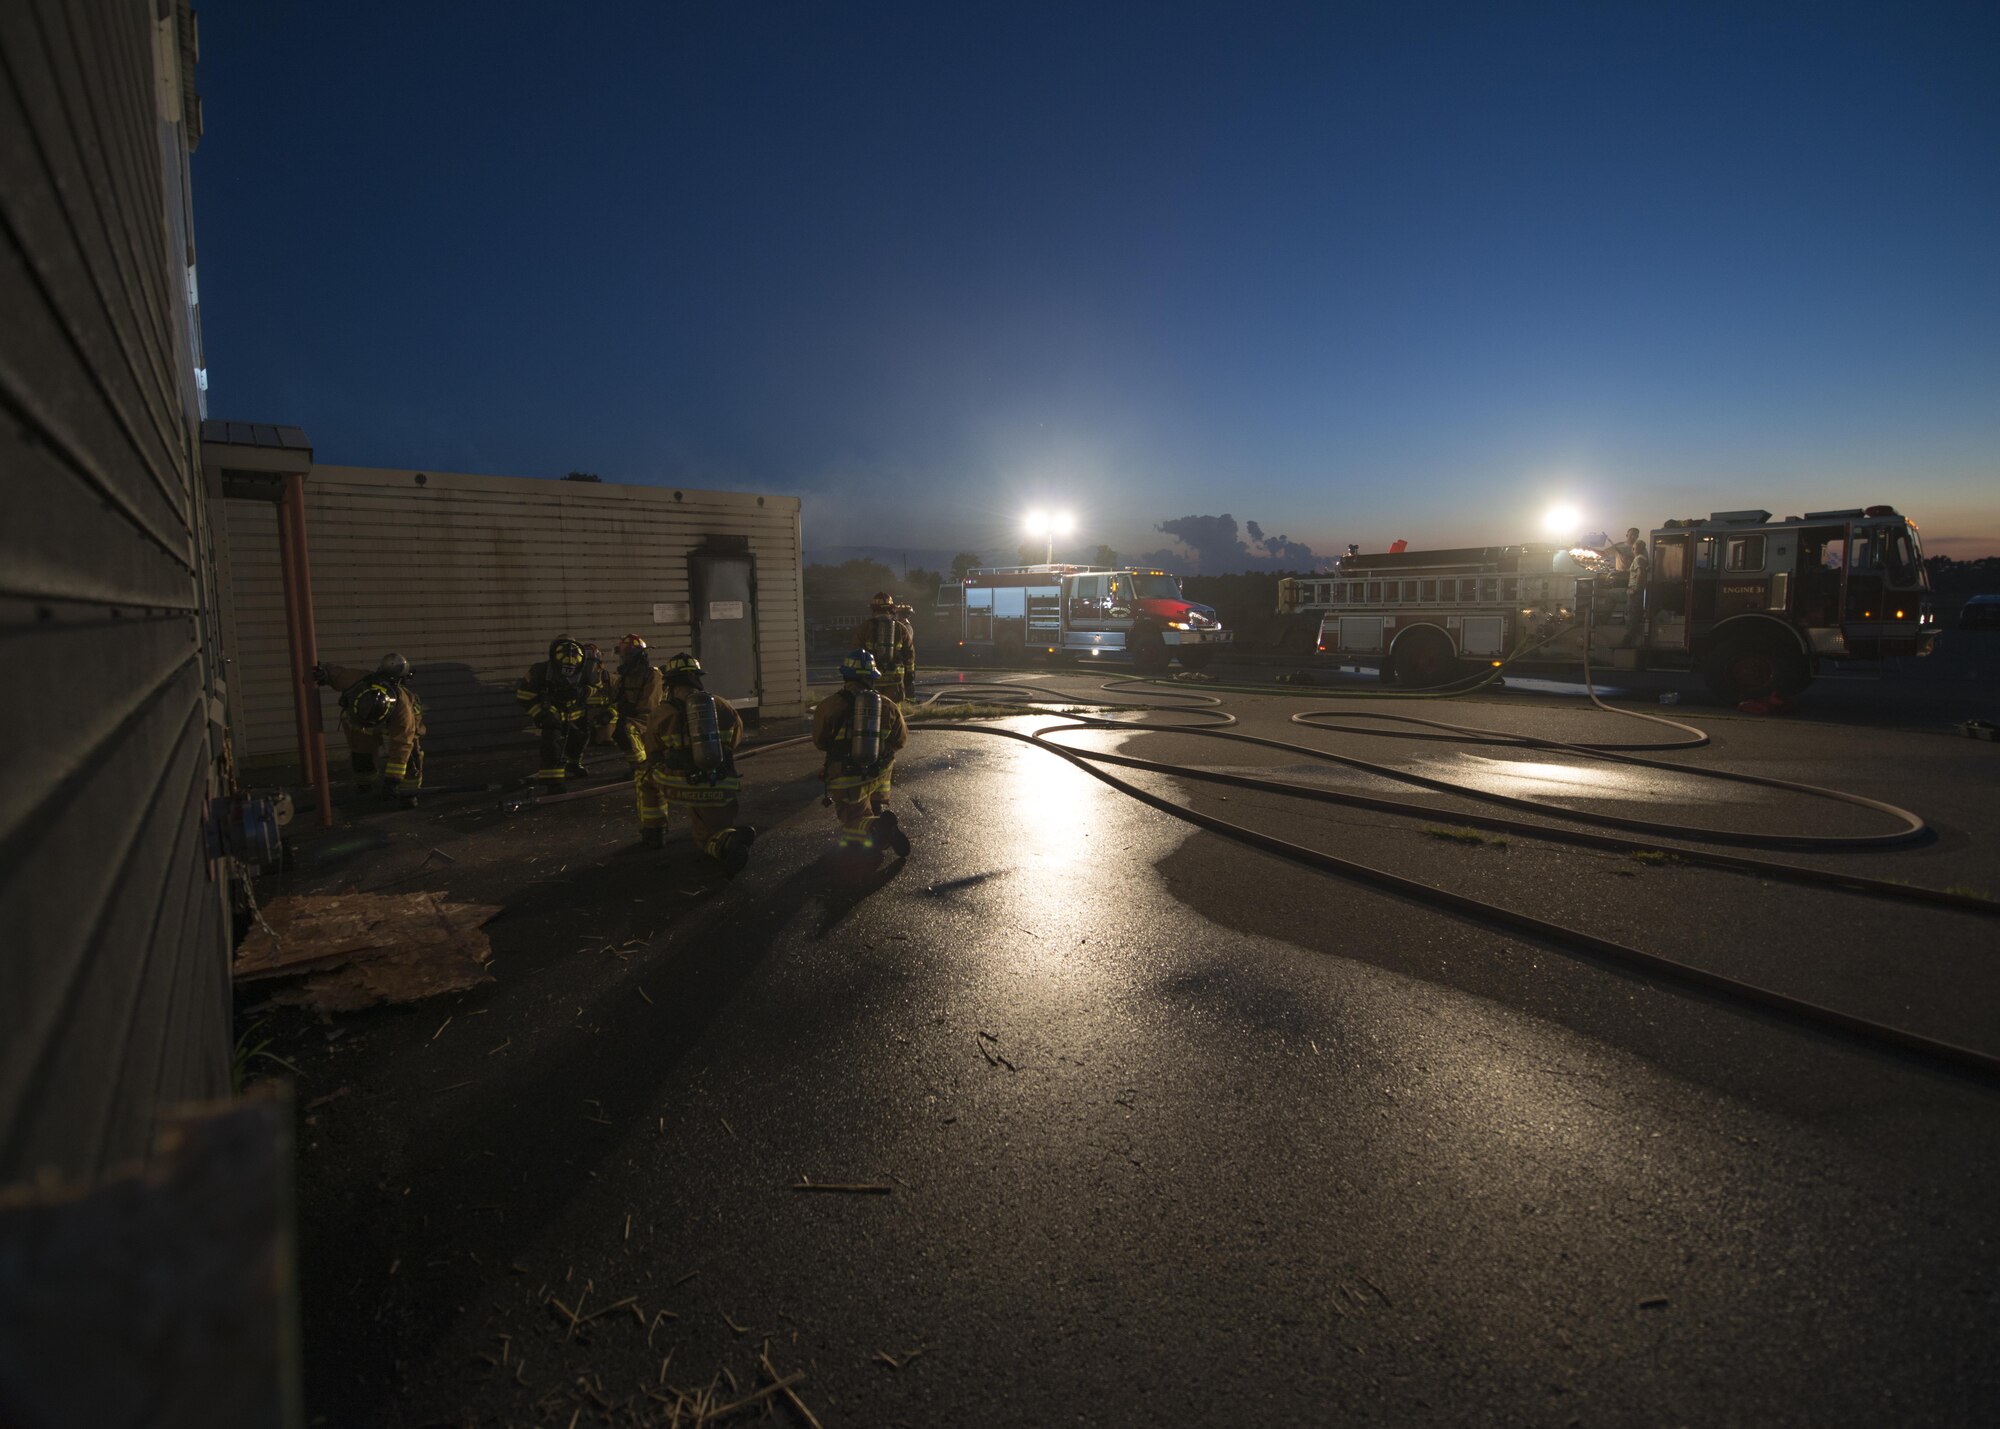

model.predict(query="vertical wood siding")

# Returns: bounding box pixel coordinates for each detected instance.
[0,1,229,1180]
[215,467,807,764]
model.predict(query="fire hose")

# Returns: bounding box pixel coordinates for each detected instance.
[901,672,2000,1082]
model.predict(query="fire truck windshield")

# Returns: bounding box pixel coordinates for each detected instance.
[1880,524,1928,584]
[1894,524,1928,588]
[1129,573,1182,600]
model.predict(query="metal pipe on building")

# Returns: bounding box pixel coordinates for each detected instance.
[278,472,335,827]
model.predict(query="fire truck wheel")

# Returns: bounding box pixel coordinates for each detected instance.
[1704,631,1809,703]
[1176,646,1215,673]
[1390,628,1459,689]
[1130,624,1170,674]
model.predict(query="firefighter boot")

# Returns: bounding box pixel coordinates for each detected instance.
[641,826,665,850]
[871,809,912,859]
[709,825,758,876]
[349,751,376,793]
[564,760,588,779]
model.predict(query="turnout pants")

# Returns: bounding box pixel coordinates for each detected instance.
[827,764,894,850]
[610,713,648,769]
[636,766,741,857]
[346,728,424,795]
[537,721,588,780]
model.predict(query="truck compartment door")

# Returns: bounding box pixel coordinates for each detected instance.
[1337,616,1383,652]
[1460,616,1504,657]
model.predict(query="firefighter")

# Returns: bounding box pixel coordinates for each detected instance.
[313,653,425,803]
[515,635,608,791]
[1620,538,1652,648]
[582,641,612,744]
[635,654,757,872]
[812,648,912,862]
[604,633,664,771]
[852,590,917,702]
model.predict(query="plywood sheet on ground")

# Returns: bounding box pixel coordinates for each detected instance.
[234,892,500,1011]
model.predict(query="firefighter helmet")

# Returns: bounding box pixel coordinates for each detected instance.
[348,683,397,728]
[664,652,704,688]
[614,633,648,668]
[376,652,411,681]
[549,636,585,684]
[840,648,882,684]
[582,641,603,663]
[870,590,896,612]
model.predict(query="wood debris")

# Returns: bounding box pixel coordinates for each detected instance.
[792,1177,892,1194]
[232,891,501,1010]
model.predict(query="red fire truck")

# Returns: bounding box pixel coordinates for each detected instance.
[1278,506,1936,701]
[939,564,1232,672]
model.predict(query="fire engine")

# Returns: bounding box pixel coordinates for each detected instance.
[938,565,1232,672]
[1277,506,1936,701]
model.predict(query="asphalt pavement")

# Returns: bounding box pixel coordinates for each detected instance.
[262,651,2000,1427]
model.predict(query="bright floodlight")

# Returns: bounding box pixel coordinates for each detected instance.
[1023,509,1051,536]
[1051,512,1076,536]
[1542,503,1581,536]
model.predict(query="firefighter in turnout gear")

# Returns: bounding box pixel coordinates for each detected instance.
[812,648,911,861]
[604,634,664,771]
[852,591,917,702]
[516,635,609,791]
[314,653,425,803]
[582,641,610,743]
[636,654,757,873]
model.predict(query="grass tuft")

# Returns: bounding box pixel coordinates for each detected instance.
[905,702,1092,722]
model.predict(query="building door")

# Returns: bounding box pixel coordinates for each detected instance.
[690,553,760,708]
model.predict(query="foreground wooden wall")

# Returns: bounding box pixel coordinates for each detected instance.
[213,466,808,764]
[0,0,231,1181]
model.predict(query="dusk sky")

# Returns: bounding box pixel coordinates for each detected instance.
[196,1,2000,568]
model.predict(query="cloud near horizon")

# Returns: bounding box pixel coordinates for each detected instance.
[1138,513,1331,574]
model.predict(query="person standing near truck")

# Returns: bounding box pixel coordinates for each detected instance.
[1620,538,1652,648]
[853,591,917,703]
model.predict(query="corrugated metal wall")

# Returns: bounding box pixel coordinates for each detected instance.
[0,1,230,1180]
[214,466,808,764]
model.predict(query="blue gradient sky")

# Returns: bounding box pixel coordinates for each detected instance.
[195,1,2000,566]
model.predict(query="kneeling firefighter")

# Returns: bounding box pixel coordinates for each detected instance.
[604,633,664,770]
[812,648,911,860]
[853,591,917,703]
[516,635,609,791]
[636,654,757,872]
[313,653,425,803]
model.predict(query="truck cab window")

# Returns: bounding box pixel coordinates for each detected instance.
[1848,529,1878,572]
[1724,535,1765,571]
[1886,530,1919,585]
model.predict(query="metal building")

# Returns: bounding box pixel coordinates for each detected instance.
[0,1,227,1180]
[206,463,808,767]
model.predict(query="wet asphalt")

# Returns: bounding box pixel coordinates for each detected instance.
[265,659,2000,1428]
